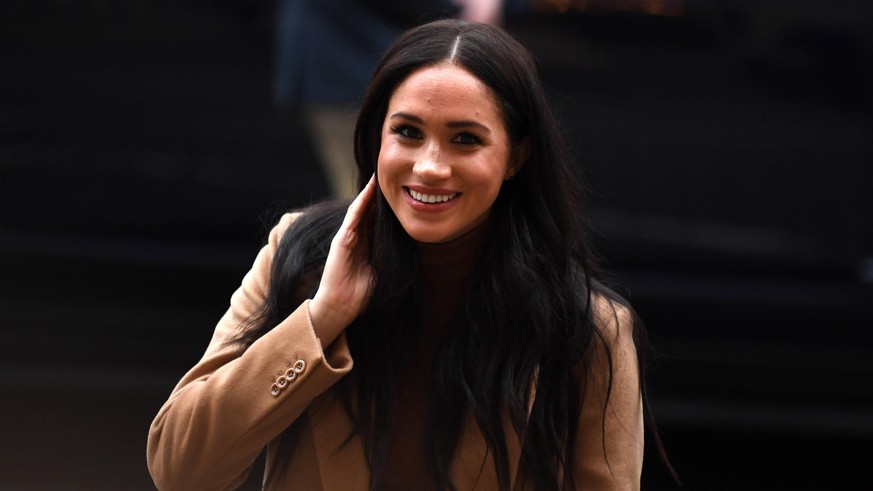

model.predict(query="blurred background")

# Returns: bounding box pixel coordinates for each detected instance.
[1,0,871,489]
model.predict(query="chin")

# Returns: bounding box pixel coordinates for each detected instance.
[404,229,449,244]
[400,222,456,244]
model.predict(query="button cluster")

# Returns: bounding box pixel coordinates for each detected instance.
[270,359,306,397]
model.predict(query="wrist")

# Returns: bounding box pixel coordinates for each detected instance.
[307,297,348,348]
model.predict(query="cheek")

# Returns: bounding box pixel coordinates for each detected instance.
[376,147,402,204]
[377,143,408,179]
[471,154,512,191]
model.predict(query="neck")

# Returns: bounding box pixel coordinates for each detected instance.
[412,219,490,343]
[415,220,491,285]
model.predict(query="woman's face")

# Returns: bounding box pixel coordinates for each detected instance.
[377,63,519,244]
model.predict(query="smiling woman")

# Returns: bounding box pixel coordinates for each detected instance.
[147,19,673,491]
[378,63,524,243]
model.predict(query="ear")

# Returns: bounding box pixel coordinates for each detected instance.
[506,137,530,180]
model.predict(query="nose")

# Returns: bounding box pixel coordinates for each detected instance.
[412,143,451,181]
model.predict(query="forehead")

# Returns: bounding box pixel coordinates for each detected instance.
[388,64,501,116]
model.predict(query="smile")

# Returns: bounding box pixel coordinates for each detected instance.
[406,187,459,203]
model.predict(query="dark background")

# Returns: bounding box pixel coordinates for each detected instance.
[1,0,871,489]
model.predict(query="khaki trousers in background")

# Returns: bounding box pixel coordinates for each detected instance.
[305,105,359,200]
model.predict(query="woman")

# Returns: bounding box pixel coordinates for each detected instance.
[272,0,508,198]
[148,19,667,490]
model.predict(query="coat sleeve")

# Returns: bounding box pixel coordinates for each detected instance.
[573,296,645,490]
[147,212,353,491]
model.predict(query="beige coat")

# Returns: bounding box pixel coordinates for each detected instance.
[147,214,644,490]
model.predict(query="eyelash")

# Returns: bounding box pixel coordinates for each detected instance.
[390,124,483,146]
[391,124,421,140]
[453,132,482,145]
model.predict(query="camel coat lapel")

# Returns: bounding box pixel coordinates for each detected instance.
[309,393,370,490]
[450,410,524,489]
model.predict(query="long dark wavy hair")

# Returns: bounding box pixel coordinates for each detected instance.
[235,19,672,490]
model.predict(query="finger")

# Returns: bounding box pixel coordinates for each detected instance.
[340,174,376,232]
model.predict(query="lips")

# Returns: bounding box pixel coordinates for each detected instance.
[405,187,459,204]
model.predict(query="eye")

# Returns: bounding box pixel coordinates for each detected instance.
[452,132,483,146]
[391,124,422,140]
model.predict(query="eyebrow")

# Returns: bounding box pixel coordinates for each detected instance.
[389,112,491,133]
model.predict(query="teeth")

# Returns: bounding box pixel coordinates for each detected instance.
[408,188,458,203]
